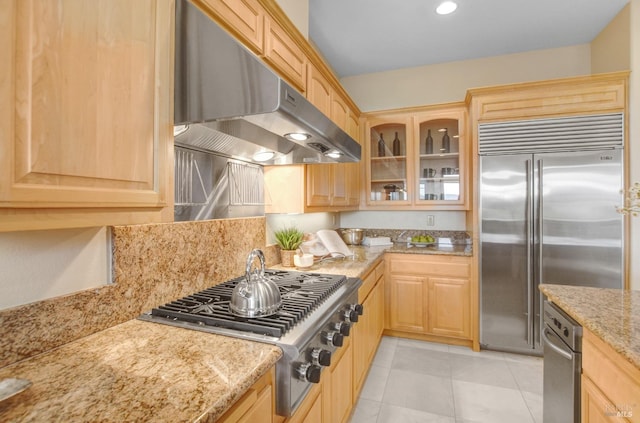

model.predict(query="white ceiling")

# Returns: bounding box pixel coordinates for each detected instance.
[309,0,629,78]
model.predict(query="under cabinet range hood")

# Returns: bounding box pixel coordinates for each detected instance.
[174,0,361,165]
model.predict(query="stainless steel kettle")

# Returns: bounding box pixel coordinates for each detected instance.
[230,249,282,317]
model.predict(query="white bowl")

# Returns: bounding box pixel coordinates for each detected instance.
[294,253,314,268]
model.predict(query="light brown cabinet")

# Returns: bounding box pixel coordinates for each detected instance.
[581,328,640,423]
[263,15,306,92]
[282,379,323,423]
[363,104,468,210]
[197,0,265,54]
[353,259,385,399]
[323,335,353,423]
[218,367,275,423]
[0,0,174,232]
[385,253,473,345]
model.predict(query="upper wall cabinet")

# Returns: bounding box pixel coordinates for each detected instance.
[363,104,468,210]
[195,0,307,92]
[198,0,265,54]
[0,0,174,232]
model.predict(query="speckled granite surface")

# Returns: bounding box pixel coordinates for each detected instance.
[0,217,277,368]
[271,245,387,277]
[0,320,281,422]
[540,284,640,370]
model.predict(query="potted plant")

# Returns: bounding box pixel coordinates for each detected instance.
[274,227,304,267]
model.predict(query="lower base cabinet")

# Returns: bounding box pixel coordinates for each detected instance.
[581,329,640,423]
[218,367,275,423]
[324,336,353,423]
[385,253,473,345]
[352,258,385,399]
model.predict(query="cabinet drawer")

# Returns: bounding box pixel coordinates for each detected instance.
[387,255,470,278]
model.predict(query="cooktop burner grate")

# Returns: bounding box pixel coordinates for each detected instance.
[149,270,347,338]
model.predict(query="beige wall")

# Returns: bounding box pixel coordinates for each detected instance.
[591,4,631,73]
[341,45,591,112]
[275,0,309,38]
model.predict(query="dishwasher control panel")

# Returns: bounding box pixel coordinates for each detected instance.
[543,301,582,351]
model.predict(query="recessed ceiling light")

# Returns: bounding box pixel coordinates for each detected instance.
[325,151,342,159]
[436,1,457,15]
[173,124,189,136]
[284,132,311,142]
[253,151,275,162]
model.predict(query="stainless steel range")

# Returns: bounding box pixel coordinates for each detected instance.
[139,255,362,417]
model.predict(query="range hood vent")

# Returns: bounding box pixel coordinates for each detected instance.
[174,0,361,165]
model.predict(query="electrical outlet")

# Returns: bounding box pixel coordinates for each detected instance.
[426,215,435,226]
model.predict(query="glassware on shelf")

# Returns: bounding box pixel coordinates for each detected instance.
[441,129,450,153]
[425,129,433,154]
[377,133,386,157]
[392,132,401,156]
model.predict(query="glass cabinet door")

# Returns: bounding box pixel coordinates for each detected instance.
[415,117,462,203]
[368,121,410,204]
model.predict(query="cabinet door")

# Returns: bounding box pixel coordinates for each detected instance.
[218,368,274,423]
[199,0,265,54]
[387,275,427,333]
[325,338,353,423]
[427,277,470,339]
[331,164,349,206]
[365,117,412,207]
[306,165,332,207]
[264,17,306,92]
[331,94,349,132]
[307,64,332,117]
[238,383,273,423]
[581,376,629,423]
[413,106,467,208]
[1,0,173,231]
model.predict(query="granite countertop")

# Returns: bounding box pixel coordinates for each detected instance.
[540,284,640,370]
[271,243,472,277]
[0,242,469,422]
[0,319,282,422]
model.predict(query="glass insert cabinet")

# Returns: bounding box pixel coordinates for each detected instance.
[364,105,467,210]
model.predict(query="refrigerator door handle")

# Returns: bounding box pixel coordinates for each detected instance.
[526,159,533,347]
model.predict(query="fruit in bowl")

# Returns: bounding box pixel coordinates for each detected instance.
[411,235,436,244]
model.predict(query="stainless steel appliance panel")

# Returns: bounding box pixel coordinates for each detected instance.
[538,150,623,289]
[480,154,534,352]
[543,301,582,423]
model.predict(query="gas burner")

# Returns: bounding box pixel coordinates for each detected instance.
[147,270,348,338]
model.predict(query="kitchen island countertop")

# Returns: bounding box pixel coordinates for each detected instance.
[540,284,640,370]
[0,319,282,422]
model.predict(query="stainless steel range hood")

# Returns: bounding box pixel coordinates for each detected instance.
[174,0,361,165]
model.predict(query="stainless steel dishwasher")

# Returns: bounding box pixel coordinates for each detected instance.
[542,300,583,423]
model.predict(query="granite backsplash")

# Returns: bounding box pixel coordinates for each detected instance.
[0,217,278,368]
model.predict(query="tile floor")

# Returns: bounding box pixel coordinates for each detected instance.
[349,336,543,423]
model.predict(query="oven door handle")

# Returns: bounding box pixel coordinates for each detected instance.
[542,326,572,360]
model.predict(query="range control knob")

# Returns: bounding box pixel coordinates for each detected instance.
[349,303,364,316]
[333,321,351,336]
[563,327,569,337]
[310,348,332,367]
[343,309,359,323]
[322,330,344,347]
[297,363,322,383]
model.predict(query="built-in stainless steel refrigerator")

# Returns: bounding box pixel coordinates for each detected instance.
[479,113,625,355]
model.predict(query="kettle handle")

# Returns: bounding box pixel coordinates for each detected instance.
[245,249,266,282]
